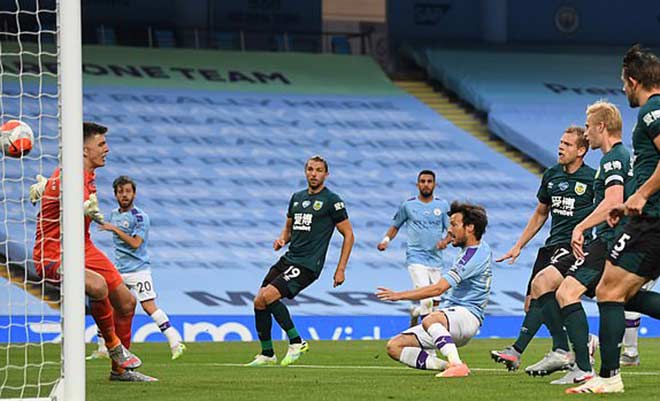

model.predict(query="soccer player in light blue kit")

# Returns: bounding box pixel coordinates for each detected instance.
[89,176,186,360]
[378,170,451,326]
[377,202,491,378]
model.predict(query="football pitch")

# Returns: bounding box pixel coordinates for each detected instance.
[5,338,660,400]
[81,338,660,401]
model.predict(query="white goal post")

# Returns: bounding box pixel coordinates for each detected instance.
[59,0,86,399]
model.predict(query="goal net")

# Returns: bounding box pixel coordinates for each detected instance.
[1,1,84,400]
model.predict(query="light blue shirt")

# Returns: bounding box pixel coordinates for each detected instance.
[441,241,492,324]
[392,197,450,267]
[110,205,151,273]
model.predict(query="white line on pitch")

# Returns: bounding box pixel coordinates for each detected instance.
[85,362,660,376]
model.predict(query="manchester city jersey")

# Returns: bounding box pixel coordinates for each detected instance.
[392,197,450,268]
[110,205,151,273]
[440,241,492,324]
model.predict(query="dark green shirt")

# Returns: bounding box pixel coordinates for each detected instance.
[594,143,635,244]
[537,163,596,246]
[283,187,348,276]
[632,94,660,217]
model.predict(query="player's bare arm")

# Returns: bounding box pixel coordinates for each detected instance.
[572,184,623,258]
[273,217,293,250]
[100,222,144,249]
[625,136,660,216]
[497,202,550,263]
[333,218,354,287]
[377,226,398,251]
[376,278,451,302]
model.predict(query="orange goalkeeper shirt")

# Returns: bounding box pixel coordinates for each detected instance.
[33,167,96,272]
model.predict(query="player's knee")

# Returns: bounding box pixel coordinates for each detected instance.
[421,312,445,330]
[555,286,572,306]
[118,294,136,315]
[87,279,108,300]
[531,271,550,295]
[253,294,267,310]
[595,281,613,301]
[386,337,403,360]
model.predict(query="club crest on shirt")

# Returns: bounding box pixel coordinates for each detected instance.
[313,200,323,211]
[302,200,311,208]
[575,182,587,196]
[121,220,130,229]
[433,208,442,216]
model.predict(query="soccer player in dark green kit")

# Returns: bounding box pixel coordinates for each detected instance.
[569,45,660,394]
[246,155,355,366]
[491,126,596,371]
[530,101,634,384]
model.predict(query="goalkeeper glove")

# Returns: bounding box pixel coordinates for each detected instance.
[83,193,105,224]
[29,174,48,205]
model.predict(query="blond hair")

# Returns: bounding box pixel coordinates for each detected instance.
[586,101,623,135]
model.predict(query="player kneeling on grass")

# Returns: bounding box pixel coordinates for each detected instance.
[88,176,186,361]
[377,202,491,378]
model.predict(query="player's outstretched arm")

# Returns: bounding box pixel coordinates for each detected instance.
[496,202,550,264]
[333,219,354,287]
[273,217,293,250]
[377,226,398,251]
[376,278,451,302]
[99,223,144,249]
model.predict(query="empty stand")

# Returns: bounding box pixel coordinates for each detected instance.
[404,46,636,167]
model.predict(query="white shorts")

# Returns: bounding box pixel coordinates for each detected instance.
[402,306,480,348]
[121,270,157,302]
[408,263,443,301]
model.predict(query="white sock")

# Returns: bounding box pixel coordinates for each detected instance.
[399,347,446,370]
[419,298,433,316]
[150,308,182,348]
[427,323,461,365]
[96,328,107,352]
[623,311,640,356]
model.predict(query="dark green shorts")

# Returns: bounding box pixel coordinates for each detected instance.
[608,216,660,280]
[261,257,317,299]
[526,243,572,296]
[554,239,607,298]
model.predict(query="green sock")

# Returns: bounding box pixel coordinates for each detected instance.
[269,301,302,344]
[598,302,625,378]
[254,308,274,357]
[625,290,660,318]
[538,291,570,352]
[561,303,591,371]
[512,299,544,353]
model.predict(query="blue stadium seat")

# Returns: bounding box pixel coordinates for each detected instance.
[213,32,238,50]
[331,36,351,54]
[154,29,176,48]
[95,25,117,45]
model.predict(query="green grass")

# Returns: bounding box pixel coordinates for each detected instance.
[4,339,660,400]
